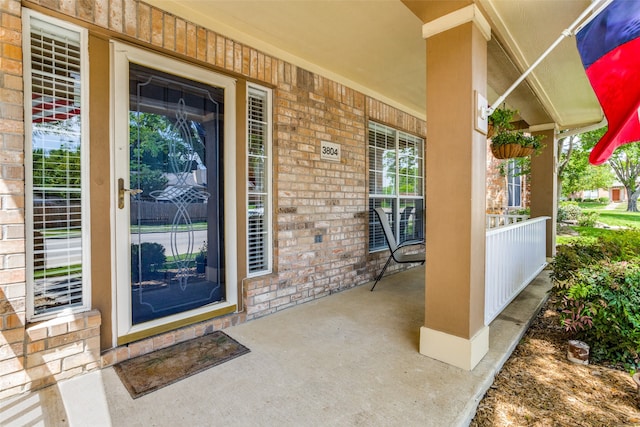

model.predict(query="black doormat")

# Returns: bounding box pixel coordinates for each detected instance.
[114,331,250,399]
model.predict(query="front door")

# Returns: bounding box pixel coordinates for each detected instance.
[112,43,237,343]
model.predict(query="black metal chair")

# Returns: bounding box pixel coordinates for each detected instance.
[371,207,425,291]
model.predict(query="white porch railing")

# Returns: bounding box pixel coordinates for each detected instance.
[484,216,550,325]
[486,214,530,229]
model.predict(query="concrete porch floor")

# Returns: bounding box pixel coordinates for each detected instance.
[1,266,552,427]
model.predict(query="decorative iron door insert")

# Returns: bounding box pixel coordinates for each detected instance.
[126,63,225,325]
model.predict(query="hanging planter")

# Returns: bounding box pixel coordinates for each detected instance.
[491,143,524,159]
[488,107,544,159]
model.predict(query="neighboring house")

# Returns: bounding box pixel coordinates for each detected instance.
[610,182,628,202]
[0,0,605,397]
[569,188,611,201]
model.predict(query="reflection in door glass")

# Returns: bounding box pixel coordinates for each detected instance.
[129,64,225,325]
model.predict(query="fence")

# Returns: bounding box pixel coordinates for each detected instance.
[485,214,530,229]
[484,216,550,325]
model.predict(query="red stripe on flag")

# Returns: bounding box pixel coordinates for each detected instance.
[32,95,81,123]
[587,37,640,165]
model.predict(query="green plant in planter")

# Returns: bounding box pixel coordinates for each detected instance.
[487,106,516,137]
[488,107,544,158]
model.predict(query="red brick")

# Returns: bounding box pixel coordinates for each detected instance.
[128,339,153,358]
[62,351,98,370]
[60,0,75,16]
[100,349,115,367]
[137,2,150,42]
[26,342,82,368]
[25,325,47,342]
[175,18,186,55]
[163,14,175,51]
[26,359,62,380]
[151,7,163,47]
[123,0,137,37]
[4,224,24,239]
[26,340,45,354]
[0,0,21,16]
[0,355,22,375]
[0,342,23,362]
[0,118,23,134]
[0,28,20,45]
[94,0,109,28]
[0,369,27,389]
[77,0,94,22]
[4,311,24,328]
[186,22,196,58]
[86,311,101,327]
[0,327,24,345]
[115,346,129,363]
[109,0,123,31]
[195,26,205,61]
[48,322,68,337]
[4,253,24,269]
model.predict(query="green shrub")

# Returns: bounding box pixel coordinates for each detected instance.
[131,242,166,282]
[577,211,599,227]
[558,201,582,222]
[599,197,610,204]
[551,243,607,282]
[598,229,640,261]
[551,230,640,369]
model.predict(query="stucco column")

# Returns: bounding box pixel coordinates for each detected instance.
[420,5,490,370]
[530,126,557,258]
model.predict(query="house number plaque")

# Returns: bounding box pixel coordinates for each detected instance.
[321,141,340,162]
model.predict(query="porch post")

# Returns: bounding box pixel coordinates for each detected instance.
[530,126,558,258]
[420,5,490,370]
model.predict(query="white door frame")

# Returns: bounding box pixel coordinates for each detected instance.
[110,41,237,346]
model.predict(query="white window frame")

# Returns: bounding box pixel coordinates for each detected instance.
[368,121,424,252]
[246,84,273,277]
[507,160,522,208]
[23,10,91,320]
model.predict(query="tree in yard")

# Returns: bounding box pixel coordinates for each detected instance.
[558,132,614,200]
[556,134,577,200]
[580,127,640,211]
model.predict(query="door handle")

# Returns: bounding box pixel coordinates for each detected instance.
[118,178,142,209]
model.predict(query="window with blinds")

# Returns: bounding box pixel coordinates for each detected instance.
[24,11,90,318]
[368,122,424,251]
[507,160,522,207]
[247,85,272,275]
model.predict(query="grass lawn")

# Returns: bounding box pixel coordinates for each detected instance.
[576,201,609,209]
[556,226,620,245]
[558,201,640,245]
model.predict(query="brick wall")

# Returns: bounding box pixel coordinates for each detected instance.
[486,142,507,213]
[486,142,530,213]
[1,0,427,397]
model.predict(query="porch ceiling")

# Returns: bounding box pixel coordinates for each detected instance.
[146,0,603,130]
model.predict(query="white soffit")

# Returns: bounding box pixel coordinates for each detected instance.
[144,0,427,119]
[480,0,603,128]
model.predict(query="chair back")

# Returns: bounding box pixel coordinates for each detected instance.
[374,207,398,252]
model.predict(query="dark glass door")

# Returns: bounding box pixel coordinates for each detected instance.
[128,64,225,325]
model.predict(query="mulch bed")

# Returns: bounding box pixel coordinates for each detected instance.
[471,298,640,426]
